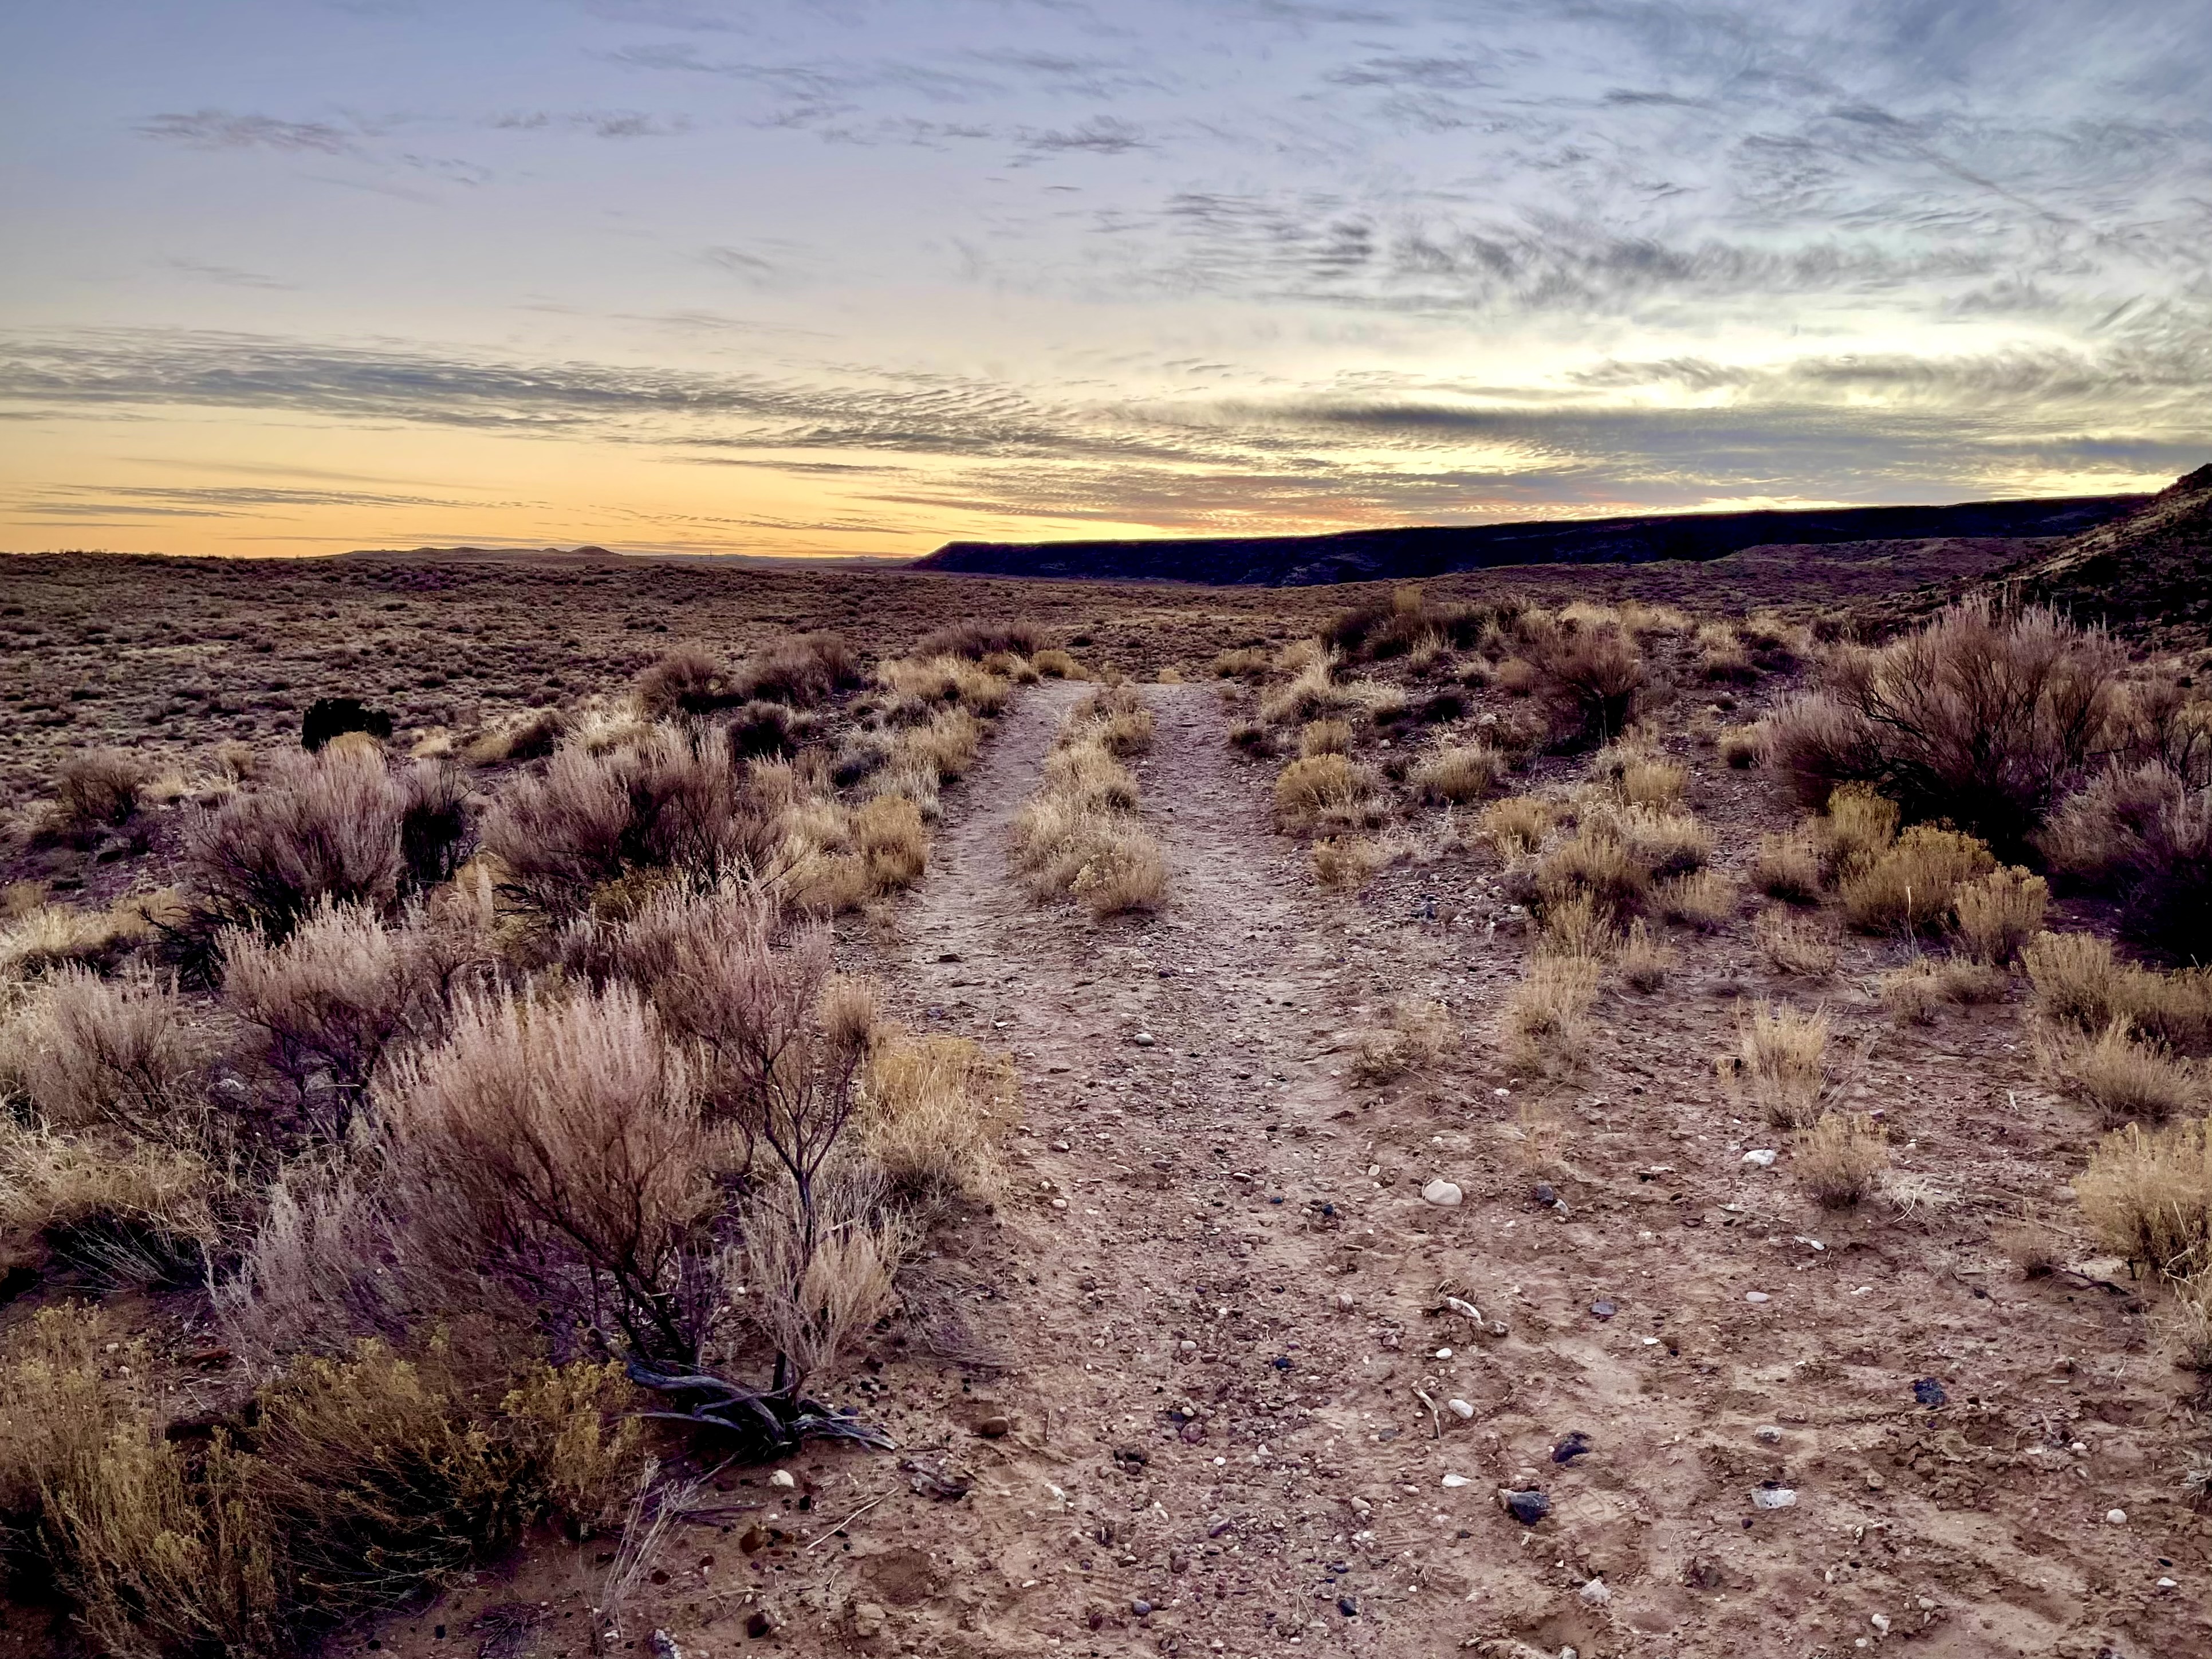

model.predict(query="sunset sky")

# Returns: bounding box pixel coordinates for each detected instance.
[3,0,2209,560]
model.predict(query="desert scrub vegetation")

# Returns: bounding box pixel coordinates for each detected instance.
[1011,686,1166,916]
[1618,918,1676,990]
[2022,931,2212,1057]
[1310,835,1387,892]
[1765,600,2212,952]
[1351,997,1454,1084]
[1411,742,1502,804]
[1500,953,1601,1075]
[1479,794,1556,856]
[1730,1001,1829,1129]
[1756,908,1837,978]
[2076,1116,2212,1277]
[1795,1111,1889,1207]
[1274,752,1381,837]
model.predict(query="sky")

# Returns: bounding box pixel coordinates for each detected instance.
[2,0,2209,560]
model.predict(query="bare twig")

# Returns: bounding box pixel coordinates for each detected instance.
[804,1493,889,1550]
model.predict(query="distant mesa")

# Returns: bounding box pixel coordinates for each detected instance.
[1979,463,2212,648]
[914,496,2147,588]
[339,544,619,562]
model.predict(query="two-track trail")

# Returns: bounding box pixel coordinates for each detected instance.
[836,681,1495,1657]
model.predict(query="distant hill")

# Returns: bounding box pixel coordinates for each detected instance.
[1982,465,2212,648]
[915,496,2146,587]
[339,544,623,563]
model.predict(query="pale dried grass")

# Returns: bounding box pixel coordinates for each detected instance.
[1794,1112,1888,1207]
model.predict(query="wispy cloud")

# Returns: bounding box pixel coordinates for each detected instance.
[139,110,357,154]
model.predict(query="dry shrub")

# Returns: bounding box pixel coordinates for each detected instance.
[1274,753,1378,835]
[1501,955,1600,1074]
[1517,613,1643,748]
[463,707,565,766]
[1538,892,1620,961]
[0,898,156,982]
[1735,1001,1829,1129]
[982,650,1041,685]
[2077,1116,2212,1276]
[1411,744,1501,804]
[1994,1213,2067,1279]
[1620,759,1687,809]
[914,618,1046,661]
[1765,603,2132,851]
[1032,647,1079,679]
[1879,959,1944,1025]
[1537,825,1647,918]
[899,706,982,785]
[1352,998,1453,1083]
[1823,784,1902,879]
[1697,622,1757,683]
[0,1119,218,1290]
[1718,724,1764,769]
[2040,761,2212,958]
[1619,807,1713,878]
[187,749,423,938]
[1494,656,1539,696]
[1795,1112,1888,1206]
[1227,719,1276,758]
[633,645,739,722]
[1479,795,1556,855]
[211,1167,416,1363]
[2044,1019,2202,1125]
[1756,908,1837,978]
[1619,919,1676,990]
[1300,718,1352,758]
[1654,868,1733,930]
[1311,836,1386,891]
[1,968,210,1143]
[1259,656,1355,726]
[221,902,462,1142]
[1072,683,1155,756]
[1949,866,2049,964]
[731,1175,906,1385]
[482,729,777,918]
[1757,828,1824,903]
[877,654,1010,715]
[733,633,861,706]
[1012,711,1166,917]
[2022,931,2212,1056]
[381,984,717,1363]
[1213,646,1271,681]
[862,1030,1012,1202]
[1840,824,1995,935]
[854,793,926,890]
[56,750,149,832]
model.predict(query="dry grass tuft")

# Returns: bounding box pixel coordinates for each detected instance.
[1501,954,1601,1075]
[1479,794,1556,856]
[1536,824,1648,918]
[1823,784,1901,879]
[1,968,211,1143]
[2077,1116,2212,1276]
[1839,824,1995,935]
[1795,1111,1888,1206]
[1756,908,1837,978]
[55,750,150,834]
[1012,698,1166,916]
[1949,866,2049,964]
[863,1029,1013,1203]
[1734,1000,1829,1129]
[1273,753,1379,836]
[1618,919,1676,991]
[1298,718,1352,758]
[1718,724,1764,769]
[1653,868,1734,930]
[1351,998,1454,1084]
[2022,931,2212,1056]
[1411,744,1501,804]
[2042,1019,2203,1126]
[1310,836,1386,891]
[1757,827,1824,903]
[1538,892,1620,961]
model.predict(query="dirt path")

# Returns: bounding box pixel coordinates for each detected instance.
[816,683,2205,1659]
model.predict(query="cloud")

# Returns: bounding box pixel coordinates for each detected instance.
[1019,116,1148,156]
[490,110,691,138]
[162,258,295,290]
[138,111,357,154]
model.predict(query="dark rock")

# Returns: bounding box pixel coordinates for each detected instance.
[1590,1299,1617,1320]
[1914,1377,1948,1408]
[1552,1432,1593,1465]
[301,696,393,752]
[1338,1597,1358,1617]
[1133,1599,1152,1617]
[1501,1488,1550,1524]
[745,1609,777,1639]
[974,1414,1011,1438]
[1534,1183,1557,1208]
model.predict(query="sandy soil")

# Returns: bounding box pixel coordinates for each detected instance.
[337,678,2206,1659]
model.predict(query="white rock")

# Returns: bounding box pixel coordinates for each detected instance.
[1133,1032,1156,1047]
[1743,1149,1778,1167]
[2107,1508,2128,1525]
[1745,1291,1771,1304]
[1448,1398,1475,1420]
[1440,1473,1472,1488]
[1578,1578,1611,1607]
[1756,1425,1782,1443]
[1445,1296,1482,1320]
[1434,1347,1453,1359]
[1337,1292,1356,1310]
[1422,1179,1463,1207]
[767,1470,797,1490]
[1871,1614,1891,1634]
[1751,1486,1796,1509]
[2159,1577,2179,1589]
